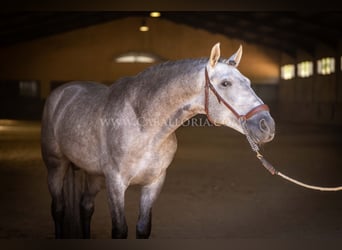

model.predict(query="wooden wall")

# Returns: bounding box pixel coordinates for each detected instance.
[279,41,342,124]
[0,17,279,100]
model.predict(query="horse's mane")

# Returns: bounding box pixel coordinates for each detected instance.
[133,58,208,84]
[140,58,206,75]
[110,58,207,91]
[135,57,230,82]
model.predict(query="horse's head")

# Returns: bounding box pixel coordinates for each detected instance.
[204,43,275,145]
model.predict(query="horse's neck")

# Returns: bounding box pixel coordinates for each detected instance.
[133,65,205,136]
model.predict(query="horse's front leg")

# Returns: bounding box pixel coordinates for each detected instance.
[136,173,166,239]
[106,173,128,239]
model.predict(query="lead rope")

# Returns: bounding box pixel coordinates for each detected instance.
[239,117,342,191]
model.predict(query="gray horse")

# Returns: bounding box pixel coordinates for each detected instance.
[41,43,275,239]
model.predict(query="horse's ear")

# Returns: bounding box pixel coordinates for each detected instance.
[209,42,221,68]
[227,45,243,67]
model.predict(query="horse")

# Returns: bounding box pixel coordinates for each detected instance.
[41,43,275,239]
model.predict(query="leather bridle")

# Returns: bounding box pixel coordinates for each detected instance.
[204,67,269,125]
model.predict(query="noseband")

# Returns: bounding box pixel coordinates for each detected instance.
[204,67,269,125]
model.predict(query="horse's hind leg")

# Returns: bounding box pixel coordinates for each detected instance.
[80,174,103,238]
[46,157,69,239]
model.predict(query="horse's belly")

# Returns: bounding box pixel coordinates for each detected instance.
[59,133,103,175]
[65,149,103,175]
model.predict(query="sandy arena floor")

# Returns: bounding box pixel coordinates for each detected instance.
[0,119,342,239]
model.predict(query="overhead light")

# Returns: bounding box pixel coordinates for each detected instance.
[114,52,164,63]
[150,12,161,18]
[139,19,149,32]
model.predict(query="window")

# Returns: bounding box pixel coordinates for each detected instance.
[19,81,40,98]
[281,64,295,80]
[317,57,335,75]
[297,61,313,78]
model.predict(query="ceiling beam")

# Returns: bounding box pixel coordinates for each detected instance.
[162,13,298,56]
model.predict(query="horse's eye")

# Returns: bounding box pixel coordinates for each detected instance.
[221,81,232,87]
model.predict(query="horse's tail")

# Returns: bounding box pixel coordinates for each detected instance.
[62,164,86,238]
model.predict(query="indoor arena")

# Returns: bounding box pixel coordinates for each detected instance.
[0,11,342,240]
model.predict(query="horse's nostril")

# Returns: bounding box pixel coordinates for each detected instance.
[259,119,268,132]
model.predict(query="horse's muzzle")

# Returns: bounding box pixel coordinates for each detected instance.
[244,111,275,144]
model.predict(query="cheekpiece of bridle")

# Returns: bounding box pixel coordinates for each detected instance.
[204,67,269,126]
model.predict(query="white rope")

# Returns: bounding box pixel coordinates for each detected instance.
[256,152,342,192]
[240,119,342,191]
[276,171,342,191]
